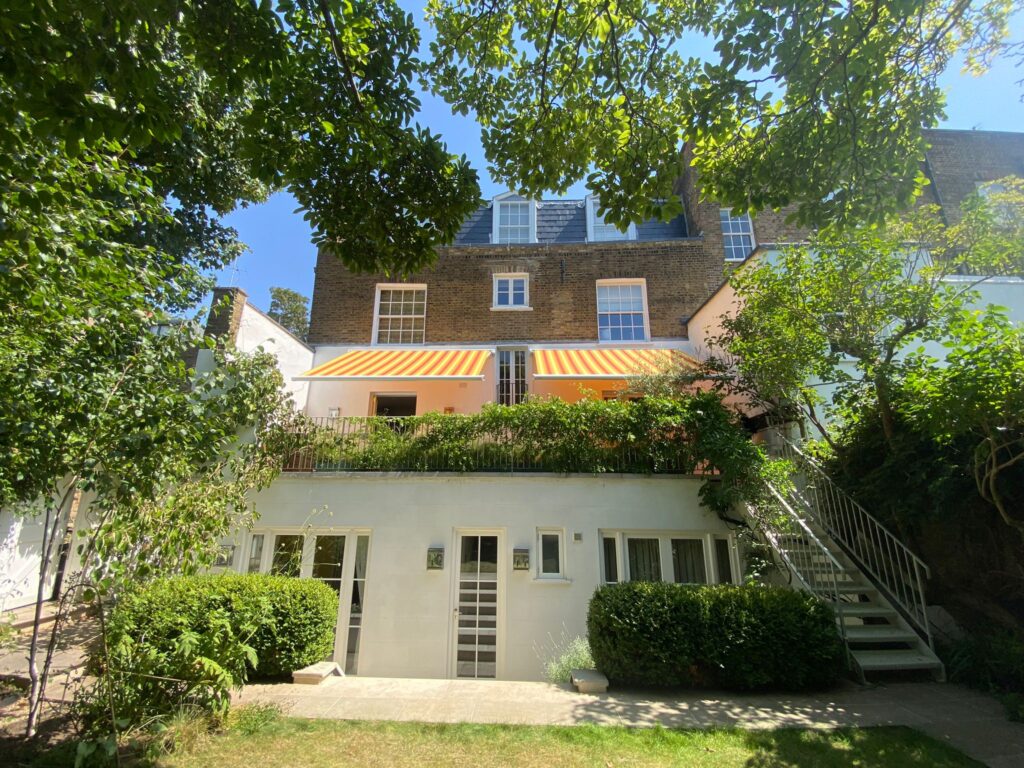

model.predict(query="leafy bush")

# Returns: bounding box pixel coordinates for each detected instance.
[89,574,337,731]
[539,634,595,684]
[295,393,774,515]
[587,583,844,691]
[944,630,1024,721]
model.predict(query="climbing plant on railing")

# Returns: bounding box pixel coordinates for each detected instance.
[286,392,786,520]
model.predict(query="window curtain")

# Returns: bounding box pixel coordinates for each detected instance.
[627,538,661,581]
[671,539,707,584]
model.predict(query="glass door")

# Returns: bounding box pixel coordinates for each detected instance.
[454,534,499,679]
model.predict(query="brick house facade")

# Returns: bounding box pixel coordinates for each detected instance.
[308,184,805,346]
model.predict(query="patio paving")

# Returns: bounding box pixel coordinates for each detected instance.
[237,677,1024,768]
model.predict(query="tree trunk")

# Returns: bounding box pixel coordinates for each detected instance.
[25,480,77,738]
[874,371,897,445]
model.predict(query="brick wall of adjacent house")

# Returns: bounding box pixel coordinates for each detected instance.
[205,287,248,343]
[921,129,1024,221]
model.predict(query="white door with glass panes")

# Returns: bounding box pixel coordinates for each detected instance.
[243,530,370,674]
[452,533,501,679]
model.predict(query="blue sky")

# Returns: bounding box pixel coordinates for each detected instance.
[215,8,1024,313]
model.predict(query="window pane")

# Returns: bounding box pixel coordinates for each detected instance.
[541,533,560,575]
[247,534,264,573]
[597,283,646,341]
[720,211,754,261]
[715,538,734,584]
[603,537,618,583]
[271,535,303,577]
[671,539,707,584]
[627,538,661,582]
[376,287,426,344]
[312,535,345,583]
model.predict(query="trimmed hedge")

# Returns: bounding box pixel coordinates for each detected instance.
[107,573,339,680]
[587,583,845,691]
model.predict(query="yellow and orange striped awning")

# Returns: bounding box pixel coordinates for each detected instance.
[532,348,698,379]
[297,349,492,380]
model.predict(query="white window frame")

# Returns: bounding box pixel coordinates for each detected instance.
[491,193,537,244]
[595,278,650,343]
[491,273,531,310]
[371,283,427,345]
[586,195,636,242]
[599,530,738,585]
[720,209,756,262]
[536,528,566,580]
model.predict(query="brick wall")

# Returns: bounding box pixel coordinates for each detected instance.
[310,206,808,346]
[309,239,736,344]
[205,287,248,344]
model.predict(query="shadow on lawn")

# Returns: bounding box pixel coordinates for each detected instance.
[738,727,981,768]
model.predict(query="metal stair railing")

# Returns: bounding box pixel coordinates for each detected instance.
[749,486,849,653]
[770,434,934,651]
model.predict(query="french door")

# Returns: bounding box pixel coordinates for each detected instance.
[453,533,500,679]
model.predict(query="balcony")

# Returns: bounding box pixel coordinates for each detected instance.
[281,402,721,475]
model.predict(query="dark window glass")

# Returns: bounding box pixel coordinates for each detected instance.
[715,538,734,584]
[671,539,707,584]
[541,533,560,575]
[627,538,661,582]
[271,535,303,577]
[602,537,618,583]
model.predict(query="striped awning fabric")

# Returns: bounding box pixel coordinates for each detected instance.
[532,348,698,379]
[297,349,492,380]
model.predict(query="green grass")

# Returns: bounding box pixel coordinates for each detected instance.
[146,718,980,768]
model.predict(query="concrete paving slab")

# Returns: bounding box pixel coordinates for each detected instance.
[236,677,1024,767]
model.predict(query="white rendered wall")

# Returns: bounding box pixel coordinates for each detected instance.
[235,304,314,410]
[0,506,53,610]
[242,473,729,681]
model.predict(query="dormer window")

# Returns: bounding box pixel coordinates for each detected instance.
[492,193,536,243]
[586,196,636,242]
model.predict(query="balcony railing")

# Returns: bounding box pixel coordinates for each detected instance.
[282,415,707,475]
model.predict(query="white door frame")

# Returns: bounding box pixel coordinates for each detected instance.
[448,527,506,680]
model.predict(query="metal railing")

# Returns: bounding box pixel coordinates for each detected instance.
[768,433,934,649]
[751,487,849,651]
[282,416,702,475]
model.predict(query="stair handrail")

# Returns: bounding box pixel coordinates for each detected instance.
[748,486,848,649]
[770,434,934,650]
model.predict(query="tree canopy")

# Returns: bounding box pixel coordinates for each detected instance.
[268,287,311,340]
[427,0,1018,230]
[708,178,1024,446]
[1,0,481,276]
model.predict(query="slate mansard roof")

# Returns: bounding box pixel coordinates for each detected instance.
[451,197,689,246]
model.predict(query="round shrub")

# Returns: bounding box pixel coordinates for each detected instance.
[247,575,340,678]
[106,573,339,682]
[587,583,844,691]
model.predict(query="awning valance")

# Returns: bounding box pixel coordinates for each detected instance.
[532,348,697,379]
[298,349,492,380]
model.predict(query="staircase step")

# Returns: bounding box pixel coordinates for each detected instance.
[851,649,943,672]
[829,602,897,618]
[844,625,919,643]
[835,583,877,594]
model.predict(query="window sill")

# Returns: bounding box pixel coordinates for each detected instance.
[491,306,533,312]
[532,577,572,585]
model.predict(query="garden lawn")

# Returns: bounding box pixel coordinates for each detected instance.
[155,719,981,768]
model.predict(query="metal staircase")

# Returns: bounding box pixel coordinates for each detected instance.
[755,432,945,682]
